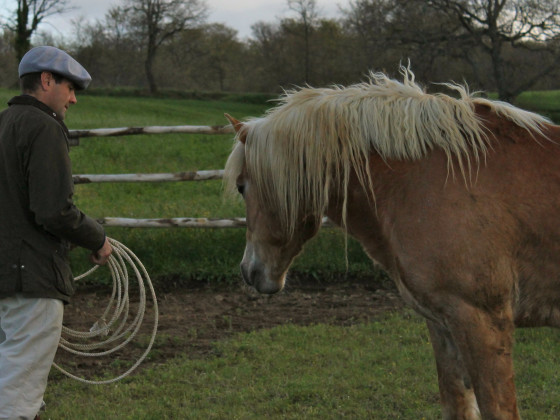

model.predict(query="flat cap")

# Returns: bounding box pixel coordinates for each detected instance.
[18,46,92,90]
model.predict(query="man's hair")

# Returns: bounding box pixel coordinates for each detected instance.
[20,72,66,94]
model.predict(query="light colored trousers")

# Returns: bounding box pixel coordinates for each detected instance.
[0,295,63,420]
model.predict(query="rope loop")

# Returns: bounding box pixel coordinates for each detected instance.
[54,238,158,385]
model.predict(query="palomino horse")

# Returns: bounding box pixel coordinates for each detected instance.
[223,66,560,420]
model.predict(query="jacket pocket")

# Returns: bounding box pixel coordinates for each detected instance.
[52,252,75,296]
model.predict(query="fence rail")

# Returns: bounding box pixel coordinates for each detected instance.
[97,217,333,229]
[68,124,233,146]
[72,123,333,229]
[73,170,224,184]
[98,217,248,228]
[72,123,239,228]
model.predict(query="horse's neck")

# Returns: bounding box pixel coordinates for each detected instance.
[324,155,403,269]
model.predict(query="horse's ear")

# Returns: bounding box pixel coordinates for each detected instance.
[225,113,247,144]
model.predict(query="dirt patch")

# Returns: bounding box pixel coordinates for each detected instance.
[54,275,404,379]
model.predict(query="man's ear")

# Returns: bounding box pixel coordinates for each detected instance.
[40,71,53,90]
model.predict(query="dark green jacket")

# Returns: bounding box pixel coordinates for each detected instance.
[0,95,105,303]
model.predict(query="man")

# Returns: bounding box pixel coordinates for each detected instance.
[0,46,112,420]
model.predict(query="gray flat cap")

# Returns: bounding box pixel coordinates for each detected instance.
[18,46,92,90]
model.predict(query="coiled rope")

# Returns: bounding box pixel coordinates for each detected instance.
[53,237,159,384]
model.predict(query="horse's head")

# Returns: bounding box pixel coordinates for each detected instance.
[225,114,322,294]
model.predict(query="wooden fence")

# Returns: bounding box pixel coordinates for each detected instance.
[70,123,333,229]
[69,123,246,228]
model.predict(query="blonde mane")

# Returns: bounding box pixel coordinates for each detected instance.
[224,66,550,236]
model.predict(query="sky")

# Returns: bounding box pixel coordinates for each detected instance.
[1,0,344,41]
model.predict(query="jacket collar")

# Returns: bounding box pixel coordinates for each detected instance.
[8,95,70,137]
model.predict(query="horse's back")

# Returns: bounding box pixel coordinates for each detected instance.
[364,108,560,328]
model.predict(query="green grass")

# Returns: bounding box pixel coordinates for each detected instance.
[515,90,560,121]
[46,311,560,419]
[485,89,560,123]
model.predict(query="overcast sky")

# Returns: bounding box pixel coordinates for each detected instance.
[0,0,344,41]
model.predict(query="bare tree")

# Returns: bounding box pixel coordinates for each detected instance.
[5,0,72,61]
[341,0,464,82]
[198,24,241,91]
[426,0,560,101]
[342,0,408,72]
[286,0,321,83]
[115,0,208,94]
[69,9,144,88]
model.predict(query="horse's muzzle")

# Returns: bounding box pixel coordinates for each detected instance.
[240,261,282,294]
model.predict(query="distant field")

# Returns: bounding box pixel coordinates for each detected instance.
[515,90,560,122]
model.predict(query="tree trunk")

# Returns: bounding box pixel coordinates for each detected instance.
[14,35,31,62]
[145,51,157,94]
[304,24,310,83]
[14,0,31,61]
[490,45,515,102]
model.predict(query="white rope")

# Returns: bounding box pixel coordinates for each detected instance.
[53,238,159,384]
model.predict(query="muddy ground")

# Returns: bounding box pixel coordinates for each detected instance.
[55,275,404,378]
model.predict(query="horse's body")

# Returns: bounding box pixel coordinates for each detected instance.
[224,68,560,419]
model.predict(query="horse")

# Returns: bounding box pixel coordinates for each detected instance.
[223,66,560,420]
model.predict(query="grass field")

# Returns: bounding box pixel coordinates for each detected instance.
[0,87,559,418]
[46,311,560,419]
[515,90,560,122]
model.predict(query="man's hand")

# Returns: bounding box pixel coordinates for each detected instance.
[90,237,113,265]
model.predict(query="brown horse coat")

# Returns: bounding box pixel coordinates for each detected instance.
[224,68,560,419]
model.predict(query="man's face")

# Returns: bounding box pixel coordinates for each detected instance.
[40,74,77,120]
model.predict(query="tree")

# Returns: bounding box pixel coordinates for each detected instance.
[5,0,71,61]
[161,23,242,92]
[0,29,17,86]
[196,24,242,91]
[342,0,468,83]
[425,0,560,102]
[115,0,208,94]
[70,9,144,88]
[286,0,321,83]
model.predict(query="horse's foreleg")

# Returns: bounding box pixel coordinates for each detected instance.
[426,320,481,420]
[446,302,519,420]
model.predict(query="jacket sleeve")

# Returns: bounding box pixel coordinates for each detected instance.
[25,120,106,251]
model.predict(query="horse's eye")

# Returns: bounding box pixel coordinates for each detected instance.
[237,184,245,195]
